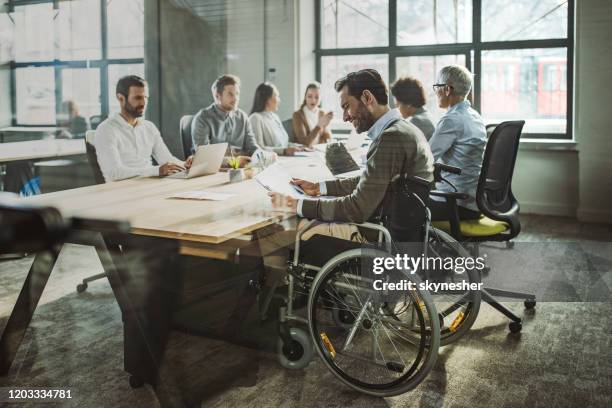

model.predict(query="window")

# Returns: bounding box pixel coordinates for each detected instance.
[6,0,145,126]
[397,0,472,45]
[108,63,145,114]
[396,54,467,121]
[321,0,389,48]
[316,0,573,139]
[61,68,101,119]
[15,66,55,125]
[320,55,389,123]
[107,0,145,59]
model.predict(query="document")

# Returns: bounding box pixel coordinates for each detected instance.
[294,151,319,157]
[254,163,306,198]
[169,190,236,201]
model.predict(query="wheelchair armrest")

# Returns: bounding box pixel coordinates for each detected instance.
[347,221,392,250]
[433,163,461,182]
[430,190,469,200]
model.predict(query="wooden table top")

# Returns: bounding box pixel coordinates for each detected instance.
[24,155,335,244]
[0,139,85,163]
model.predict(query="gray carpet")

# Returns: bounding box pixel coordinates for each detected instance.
[0,215,611,407]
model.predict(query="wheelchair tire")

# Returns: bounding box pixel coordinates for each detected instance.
[427,228,482,346]
[277,327,313,370]
[307,248,440,397]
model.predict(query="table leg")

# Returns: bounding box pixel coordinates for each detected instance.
[0,247,60,375]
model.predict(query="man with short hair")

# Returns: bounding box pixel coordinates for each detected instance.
[390,76,435,140]
[269,69,434,241]
[191,74,259,156]
[428,65,486,220]
[95,75,191,182]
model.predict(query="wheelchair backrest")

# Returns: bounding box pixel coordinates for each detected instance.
[379,175,432,243]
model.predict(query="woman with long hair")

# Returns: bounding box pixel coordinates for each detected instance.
[292,82,333,147]
[249,82,301,156]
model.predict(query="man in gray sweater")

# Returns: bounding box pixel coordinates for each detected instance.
[191,74,260,156]
[269,69,434,241]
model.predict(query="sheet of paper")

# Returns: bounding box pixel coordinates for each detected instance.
[254,163,306,198]
[294,151,319,157]
[169,190,236,201]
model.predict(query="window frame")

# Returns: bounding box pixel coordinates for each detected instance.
[7,0,145,127]
[314,0,575,140]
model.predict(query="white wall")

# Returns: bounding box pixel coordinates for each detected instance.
[227,0,306,121]
[575,0,612,223]
[513,149,579,216]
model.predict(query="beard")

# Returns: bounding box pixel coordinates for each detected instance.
[123,100,145,118]
[352,102,375,133]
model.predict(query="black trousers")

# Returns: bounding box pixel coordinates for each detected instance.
[428,198,481,221]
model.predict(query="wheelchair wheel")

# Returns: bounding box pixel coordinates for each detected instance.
[277,327,314,370]
[307,248,440,397]
[424,228,482,346]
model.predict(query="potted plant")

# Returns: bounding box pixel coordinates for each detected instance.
[227,156,244,183]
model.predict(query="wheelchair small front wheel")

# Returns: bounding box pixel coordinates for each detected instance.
[277,327,313,370]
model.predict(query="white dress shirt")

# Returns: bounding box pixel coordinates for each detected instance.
[94,113,182,182]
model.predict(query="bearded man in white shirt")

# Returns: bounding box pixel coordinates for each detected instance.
[94,75,192,182]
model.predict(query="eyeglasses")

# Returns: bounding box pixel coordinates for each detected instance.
[432,83,453,91]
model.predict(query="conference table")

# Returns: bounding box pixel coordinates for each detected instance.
[0,126,60,143]
[0,139,85,164]
[0,154,337,390]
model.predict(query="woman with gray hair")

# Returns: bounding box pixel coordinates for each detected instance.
[428,64,487,221]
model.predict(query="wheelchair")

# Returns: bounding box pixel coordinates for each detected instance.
[270,166,482,397]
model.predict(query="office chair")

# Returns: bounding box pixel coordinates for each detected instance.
[282,118,295,143]
[179,114,194,158]
[89,115,105,130]
[76,130,107,292]
[430,120,536,333]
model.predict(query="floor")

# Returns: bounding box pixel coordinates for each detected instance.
[0,215,611,408]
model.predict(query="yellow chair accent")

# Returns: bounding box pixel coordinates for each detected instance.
[432,216,509,237]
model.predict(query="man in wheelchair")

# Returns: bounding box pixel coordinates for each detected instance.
[269,68,434,247]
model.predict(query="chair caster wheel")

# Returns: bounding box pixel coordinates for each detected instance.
[76,283,87,293]
[278,327,313,370]
[524,299,536,309]
[508,321,522,333]
[129,375,145,388]
[506,241,515,249]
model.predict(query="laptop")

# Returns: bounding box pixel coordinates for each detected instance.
[167,142,228,179]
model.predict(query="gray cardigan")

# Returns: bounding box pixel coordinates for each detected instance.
[191,103,260,155]
[301,119,434,223]
[409,107,436,141]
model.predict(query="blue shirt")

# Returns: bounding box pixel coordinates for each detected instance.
[429,100,486,211]
[367,108,402,142]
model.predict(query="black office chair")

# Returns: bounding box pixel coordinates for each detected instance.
[282,118,295,143]
[179,114,194,158]
[75,130,106,292]
[85,131,105,185]
[430,120,535,333]
[89,115,105,130]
